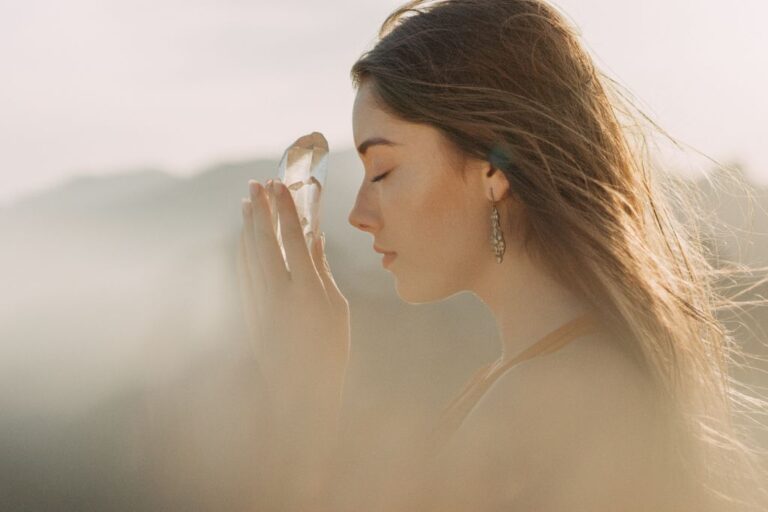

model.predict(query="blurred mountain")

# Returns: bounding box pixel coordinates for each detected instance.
[8,168,176,214]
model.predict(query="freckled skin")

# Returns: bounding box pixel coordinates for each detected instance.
[349,80,588,365]
[349,80,516,305]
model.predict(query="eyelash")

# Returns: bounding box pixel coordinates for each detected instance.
[370,170,391,183]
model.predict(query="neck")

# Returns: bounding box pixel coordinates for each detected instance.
[470,250,594,362]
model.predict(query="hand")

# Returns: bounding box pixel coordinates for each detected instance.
[236,179,350,417]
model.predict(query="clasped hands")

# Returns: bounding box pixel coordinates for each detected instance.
[236,179,350,418]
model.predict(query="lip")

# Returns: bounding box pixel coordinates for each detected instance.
[373,245,396,255]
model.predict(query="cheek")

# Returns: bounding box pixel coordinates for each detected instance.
[411,183,479,253]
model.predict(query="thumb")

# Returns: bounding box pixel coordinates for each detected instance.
[311,232,345,305]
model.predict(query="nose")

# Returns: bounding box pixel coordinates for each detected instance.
[347,187,380,233]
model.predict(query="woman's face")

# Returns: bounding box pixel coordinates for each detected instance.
[349,80,515,304]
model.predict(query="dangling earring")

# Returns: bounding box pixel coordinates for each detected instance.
[490,188,506,264]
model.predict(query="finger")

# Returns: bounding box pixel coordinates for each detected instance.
[308,232,329,296]
[311,232,346,307]
[248,180,290,291]
[269,180,319,285]
[238,224,262,318]
[241,200,268,300]
[237,224,263,358]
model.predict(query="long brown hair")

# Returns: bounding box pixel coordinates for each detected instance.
[350,0,768,509]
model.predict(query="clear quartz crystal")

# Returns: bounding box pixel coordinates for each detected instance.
[269,132,328,267]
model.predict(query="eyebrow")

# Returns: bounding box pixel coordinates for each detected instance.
[356,137,400,156]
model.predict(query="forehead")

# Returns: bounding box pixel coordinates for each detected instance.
[352,81,447,160]
[352,81,464,171]
[352,82,399,145]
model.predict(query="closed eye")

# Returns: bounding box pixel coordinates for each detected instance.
[370,170,392,183]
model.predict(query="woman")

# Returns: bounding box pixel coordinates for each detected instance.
[237,1,768,510]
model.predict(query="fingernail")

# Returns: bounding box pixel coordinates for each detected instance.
[274,182,284,196]
[249,181,261,195]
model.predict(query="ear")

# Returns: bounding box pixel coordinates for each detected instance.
[481,163,511,203]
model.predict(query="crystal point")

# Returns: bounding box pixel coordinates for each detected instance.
[269,132,329,265]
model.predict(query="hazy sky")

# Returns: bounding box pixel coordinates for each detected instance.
[2,0,766,206]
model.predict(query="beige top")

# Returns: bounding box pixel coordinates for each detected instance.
[424,310,604,459]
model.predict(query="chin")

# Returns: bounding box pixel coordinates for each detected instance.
[393,274,461,305]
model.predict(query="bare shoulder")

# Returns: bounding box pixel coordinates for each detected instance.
[438,332,670,509]
[461,331,657,442]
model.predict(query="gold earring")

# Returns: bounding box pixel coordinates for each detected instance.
[490,188,506,264]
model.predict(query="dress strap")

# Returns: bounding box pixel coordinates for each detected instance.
[424,310,603,459]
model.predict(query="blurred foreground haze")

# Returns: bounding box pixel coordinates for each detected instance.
[2,150,768,510]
